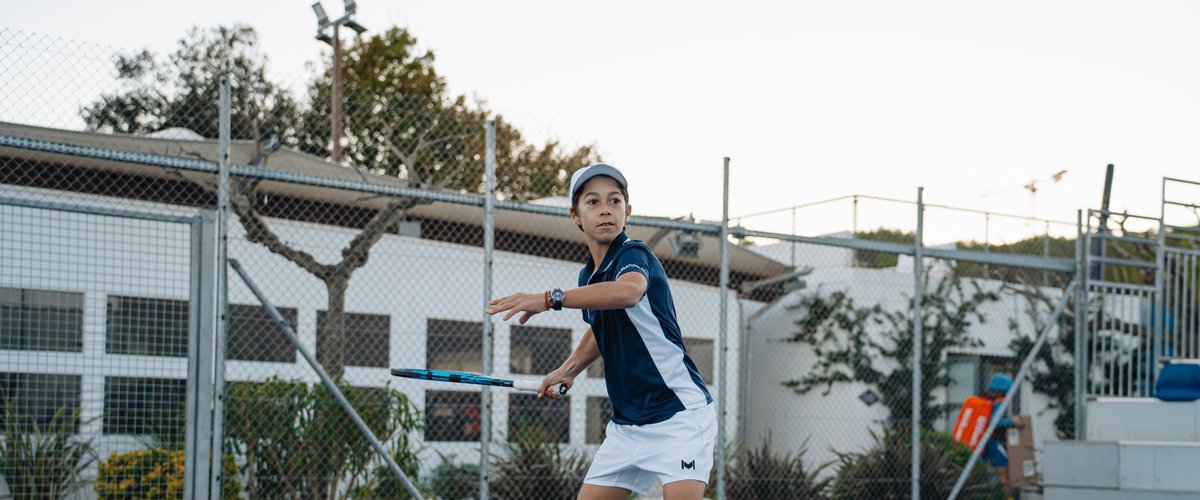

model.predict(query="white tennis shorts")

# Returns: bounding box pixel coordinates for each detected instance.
[584,403,717,495]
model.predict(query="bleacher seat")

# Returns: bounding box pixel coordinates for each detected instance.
[1155,363,1200,402]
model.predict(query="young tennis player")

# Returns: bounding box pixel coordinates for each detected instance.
[486,163,716,500]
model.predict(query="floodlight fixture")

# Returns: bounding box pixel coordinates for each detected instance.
[312,2,330,28]
[344,0,358,15]
[345,19,368,35]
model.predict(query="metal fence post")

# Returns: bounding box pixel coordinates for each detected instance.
[183,211,217,500]
[479,119,497,500]
[911,186,924,500]
[716,157,731,500]
[1074,209,1087,438]
[1153,177,1167,389]
[208,73,232,496]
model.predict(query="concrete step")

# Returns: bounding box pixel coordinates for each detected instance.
[1087,398,1200,442]
[1043,440,1200,497]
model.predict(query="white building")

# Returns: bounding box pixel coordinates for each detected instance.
[740,239,1064,473]
[0,121,789,484]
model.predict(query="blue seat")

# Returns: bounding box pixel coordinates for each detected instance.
[1155,363,1200,402]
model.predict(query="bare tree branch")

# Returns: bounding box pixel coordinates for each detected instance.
[334,196,420,278]
[227,181,334,280]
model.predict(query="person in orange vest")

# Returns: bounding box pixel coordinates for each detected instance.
[980,373,1026,496]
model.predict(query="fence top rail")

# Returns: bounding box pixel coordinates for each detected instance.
[1164,176,1200,187]
[1088,208,1161,223]
[733,193,1074,227]
[1163,200,1200,211]
[1089,233,1159,246]
[733,227,1075,272]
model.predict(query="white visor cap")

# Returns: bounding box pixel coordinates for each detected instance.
[569,163,628,202]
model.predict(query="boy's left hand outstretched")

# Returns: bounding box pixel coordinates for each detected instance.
[487,292,549,324]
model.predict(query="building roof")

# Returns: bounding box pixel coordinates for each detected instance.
[0,121,791,283]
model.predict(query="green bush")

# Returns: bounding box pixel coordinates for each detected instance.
[490,426,589,500]
[426,454,481,500]
[0,405,95,499]
[830,426,1003,500]
[707,439,831,499]
[224,377,423,499]
[94,447,240,499]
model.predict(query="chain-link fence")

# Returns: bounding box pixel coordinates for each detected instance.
[4,25,1196,500]
[729,193,1080,499]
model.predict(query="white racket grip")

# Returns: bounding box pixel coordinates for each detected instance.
[512,379,541,392]
[512,379,570,395]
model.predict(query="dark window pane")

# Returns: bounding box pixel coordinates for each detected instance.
[0,288,84,353]
[228,304,298,363]
[683,338,714,383]
[425,391,481,442]
[103,376,186,437]
[317,311,390,368]
[510,326,571,375]
[0,372,82,433]
[508,393,569,443]
[106,295,188,357]
[427,319,482,372]
[586,396,612,444]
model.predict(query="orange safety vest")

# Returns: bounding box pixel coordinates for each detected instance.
[951,396,995,450]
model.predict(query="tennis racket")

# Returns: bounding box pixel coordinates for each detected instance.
[390,368,569,396]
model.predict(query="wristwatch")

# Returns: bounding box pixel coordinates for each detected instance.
[549,288,564,311]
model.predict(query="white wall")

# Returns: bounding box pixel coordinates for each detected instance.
[0,185,741,479]
[743,253,1066,474]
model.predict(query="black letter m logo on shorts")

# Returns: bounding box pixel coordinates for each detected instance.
[681,460,695,470]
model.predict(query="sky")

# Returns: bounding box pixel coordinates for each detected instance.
[4,1,1199,246]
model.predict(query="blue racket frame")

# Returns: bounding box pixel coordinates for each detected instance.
[390,368,568,395]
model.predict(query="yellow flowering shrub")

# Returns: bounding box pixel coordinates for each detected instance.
[95,447,240,498]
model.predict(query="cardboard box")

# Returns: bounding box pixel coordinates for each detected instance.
[1007,415,1037,488]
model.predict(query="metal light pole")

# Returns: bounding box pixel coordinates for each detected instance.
[312,0,367,164]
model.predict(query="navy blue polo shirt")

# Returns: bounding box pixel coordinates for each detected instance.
[579,231,713,426]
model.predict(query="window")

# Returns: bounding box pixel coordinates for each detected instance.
[427,319,482,372]
[425,391,480,442]
[106,295,188,357]
[1,288,83,353]
[508,393,569,443]
[510,326,571,375]
[946,353,1019,426]
[586,396,613,444]
[317,311,390,368]
[103,376,187,437]
[0,372,81,433]
[683,338,714,383]
[228,304,298,363]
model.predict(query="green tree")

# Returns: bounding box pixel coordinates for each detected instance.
[853,228,913,268]
[81,24,300,144]
[298,27,598,201]
[783,275,1000,428]
[81,24,599,377]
